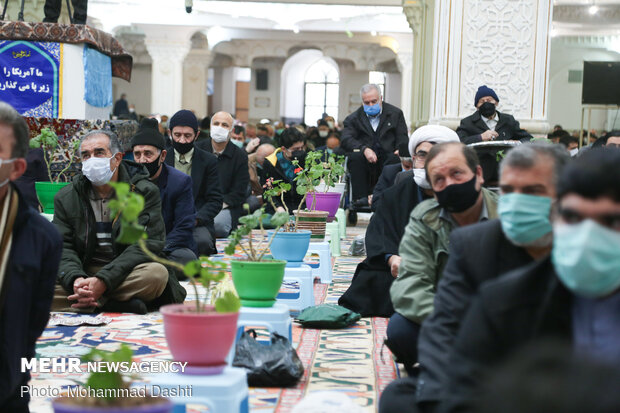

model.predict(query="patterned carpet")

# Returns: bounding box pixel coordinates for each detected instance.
[30,222,400,412]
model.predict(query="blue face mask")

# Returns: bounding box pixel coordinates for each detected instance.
[326,148,333,154]
[363,103,381,116]
[552,219,620,298]
[231,139,244,148]
[498,193,552,245]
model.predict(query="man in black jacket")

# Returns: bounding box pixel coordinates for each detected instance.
[371,142,412,211]
[379,142,569,413]
[440,148,620,413]
[456,85,532,144]
[164,110,223,255]
[196,111,249,237]
[0,102,63,412]
[341,84,408,208]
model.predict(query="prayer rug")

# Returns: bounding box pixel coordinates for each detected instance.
[29,225,399,412]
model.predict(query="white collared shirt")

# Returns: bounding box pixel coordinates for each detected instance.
[482,113,499,131]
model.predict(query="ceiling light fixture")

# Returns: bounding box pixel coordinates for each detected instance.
[589,3,599,14]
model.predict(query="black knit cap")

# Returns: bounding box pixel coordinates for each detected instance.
[130,118,166,150]
[169,109,198,132]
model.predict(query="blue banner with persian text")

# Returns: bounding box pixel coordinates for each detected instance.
[0,41,60,118]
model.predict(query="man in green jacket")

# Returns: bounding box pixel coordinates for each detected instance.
[52,130,186,314]
[387,142,498,373]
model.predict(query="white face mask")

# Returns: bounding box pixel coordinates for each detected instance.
[413,168,431,189]
[82,155,117,186]
[0,158,15,187]
[327,121,335,129]
[319,130,329,138]
[210,125,230,143]
[569,148,579,157]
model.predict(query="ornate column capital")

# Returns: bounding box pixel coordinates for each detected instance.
[403,0,427,34]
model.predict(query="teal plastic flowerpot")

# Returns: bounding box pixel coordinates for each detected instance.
[268,230,312,267]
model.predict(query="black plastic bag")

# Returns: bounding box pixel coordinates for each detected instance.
[232,329,304,387]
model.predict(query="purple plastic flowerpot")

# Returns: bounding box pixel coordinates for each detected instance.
[306,192,341,220]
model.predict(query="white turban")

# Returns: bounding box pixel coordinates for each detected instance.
[408,125,460,158]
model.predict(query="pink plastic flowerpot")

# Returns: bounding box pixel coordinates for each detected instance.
[160,304,239,375]
[306,192,341,220]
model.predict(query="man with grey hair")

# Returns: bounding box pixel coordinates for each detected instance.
[52,129,186,314]
[341,83,408,209]
[0,102,62,411]
[379,142,569,413]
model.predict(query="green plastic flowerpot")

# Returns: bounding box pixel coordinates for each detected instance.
[230,260,287,307]
[35,181,70,214]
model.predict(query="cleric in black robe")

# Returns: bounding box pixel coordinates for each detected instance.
[338,177,430,317]
[338,124,462,317]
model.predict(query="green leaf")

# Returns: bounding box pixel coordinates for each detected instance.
[270,211,290,228]
[183,260,201,277]
[224,243,237,255]
[115,223,146,244]
[215,291,241,313]
[86,372,124,399]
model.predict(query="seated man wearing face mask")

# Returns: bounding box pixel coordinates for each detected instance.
[379,142,569,413]
[441,147,620,413]
[131,119,198,269]
[457,85,533,144]
[339,125,458,318]
[371,142,413,211]
[52,130,186,314]
[196,111,249,237]
[387,142,498,373]
[261,127,307,214]
[165,110,223,255]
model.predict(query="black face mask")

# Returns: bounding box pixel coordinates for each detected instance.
[435,174,480,213]
[479,101,496,118]
[173,140,194,155]
[142,158,162,177]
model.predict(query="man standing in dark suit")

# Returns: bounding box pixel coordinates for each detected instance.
[456,85,533,144]
[341,84,409,208]
[379,142,569,413]
[164,110,223,256]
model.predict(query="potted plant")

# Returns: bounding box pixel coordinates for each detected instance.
[108,182,241,375]
[291,151,331,239]
[53,345,173,412]
[262,179,312,266]
[28,127,80,214]
[225,206,290,307]
[306,152,346,220]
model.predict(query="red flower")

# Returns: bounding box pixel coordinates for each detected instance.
[294,167,303,174]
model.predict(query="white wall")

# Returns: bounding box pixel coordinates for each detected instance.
[385,72,402,112]
[249,59,282,123]
[280,49,324,124]
[548,40,620,132]
[337,66,368,122]
[112,63,152,116]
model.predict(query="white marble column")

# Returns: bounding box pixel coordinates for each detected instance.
[183,49,212,119]
[141,25,195,117]
[428,0,553,133]
[403,0,435,128]
[397,51,413,128]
